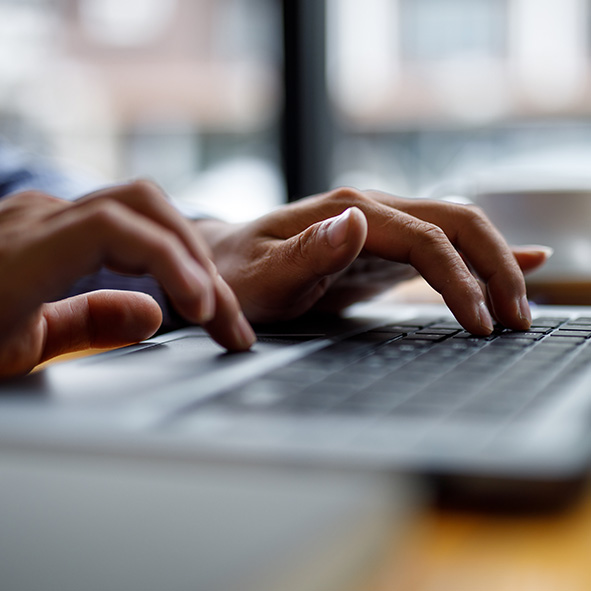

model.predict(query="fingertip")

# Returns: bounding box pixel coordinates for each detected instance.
[517,294,532,329]
[513,245,554,274]
[514,244,554,258]
[198,286,216,324]
[88,290,163,344]
[326,207,367,249]
[230,312,257,351]
[202,274,255,351]
[453,300,494,336]
[478,301,495,334]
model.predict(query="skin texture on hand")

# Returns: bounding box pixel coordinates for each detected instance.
[196,187,550,334]
[0,182,255,378]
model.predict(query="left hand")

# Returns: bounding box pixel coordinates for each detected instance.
[0,182,255,378]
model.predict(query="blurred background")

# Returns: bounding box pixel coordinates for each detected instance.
[2,0,591,220]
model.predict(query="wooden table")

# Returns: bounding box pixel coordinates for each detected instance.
[360,480,591,591]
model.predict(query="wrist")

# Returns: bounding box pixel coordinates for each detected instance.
[192,218,244,263]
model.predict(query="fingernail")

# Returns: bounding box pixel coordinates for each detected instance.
[478,301,494,333]
[185,262,215,322]
[534,246,554,258]
[518,294,532,325]
[199,288,215,323]
[234,312,256,349]
[519,244,555,258]
[326,208,353,248]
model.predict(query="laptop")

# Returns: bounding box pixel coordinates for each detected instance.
[0,450,410,591]
[2,297,591,507]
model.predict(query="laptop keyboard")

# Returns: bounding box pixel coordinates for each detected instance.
[198,315,591,425]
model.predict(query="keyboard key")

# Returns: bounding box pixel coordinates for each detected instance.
[394,317,445,328]
[429,322,463,330]
[550,331,590,339]
[517,327,552,334]
[370,326,415,334]
[539,336,584,346]
[570,317,591,325]
[499,332,544,340]
[562,323,591,330]
[415,328,460,336]
[530,317,568,327]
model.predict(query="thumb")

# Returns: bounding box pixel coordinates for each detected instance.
[273,207,368,312]
[283,206,368,278]
[242,207,368,322]
[512,245,554,275]
[40,290,163,363]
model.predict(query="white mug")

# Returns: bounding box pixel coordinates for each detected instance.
[471,188,591,283]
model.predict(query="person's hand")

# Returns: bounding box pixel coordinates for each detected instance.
[0,182,255,378]
[195,187,551,334]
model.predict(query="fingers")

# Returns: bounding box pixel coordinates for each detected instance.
[270,188,535,333]
[0,186,255,380]
[30,199,214,326]
[513,245,554,274]
[76,181,216,273]
[9,183,254,352]
[354,202,496,334]
[202,274,256,351]
[40,291,164,362]
[198,187,542,336]
[366,194,531,330]
[77,186,254,351]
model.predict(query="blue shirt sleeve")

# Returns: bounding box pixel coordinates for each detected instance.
[0,141,187,333]
[0,141,101,200]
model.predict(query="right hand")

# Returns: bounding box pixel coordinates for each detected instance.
[0,181,255,378]
[196,187,551,333]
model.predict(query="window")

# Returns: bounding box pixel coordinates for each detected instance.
[401,0,507,62]
[326,0,591,196]
[0,0,283,220]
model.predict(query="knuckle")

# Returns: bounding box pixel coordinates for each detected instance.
[408,221,451,261]
[11,190,59,208]
[324,186,369,209]
[412,220,449,248]
[285,226,321,276]
[293,228,310,261]
[17,190,44,204]
[463,203,493,228]
[127,179,167,204]
[84,200,125,230]
[130,178,160,194]
[422,223,447,242]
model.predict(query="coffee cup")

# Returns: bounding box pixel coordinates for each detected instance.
[437,171,591,304]
[472,188,591,304]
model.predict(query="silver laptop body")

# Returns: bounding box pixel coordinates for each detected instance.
[2,301,591,504]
